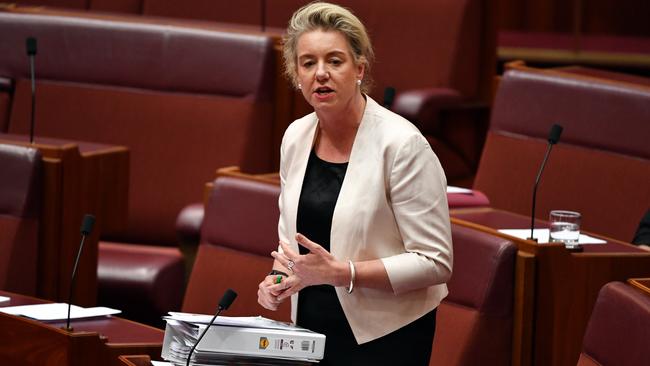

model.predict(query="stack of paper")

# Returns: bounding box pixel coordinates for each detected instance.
[0,303,121,321]
[162,312,325,365]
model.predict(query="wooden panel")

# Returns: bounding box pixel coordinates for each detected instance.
[512,251,534,366]
[0,136,129,306]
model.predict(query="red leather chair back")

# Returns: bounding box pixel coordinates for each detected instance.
[432,224,516,366]
[0,143,41,295]
[182,177,289,321]
[474,68,650,241]
[577,282,650,366]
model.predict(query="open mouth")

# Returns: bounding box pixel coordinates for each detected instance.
[314,86,334,95]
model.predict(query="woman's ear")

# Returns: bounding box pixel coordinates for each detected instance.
[356,57,367,81]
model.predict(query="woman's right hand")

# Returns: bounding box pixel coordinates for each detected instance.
[257,275,288,311]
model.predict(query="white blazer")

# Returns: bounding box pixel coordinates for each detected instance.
[278,96,453,344]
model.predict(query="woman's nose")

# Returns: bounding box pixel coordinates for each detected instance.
[315,63,329,81]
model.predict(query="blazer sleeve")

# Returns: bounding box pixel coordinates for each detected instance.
[380,133,453,295]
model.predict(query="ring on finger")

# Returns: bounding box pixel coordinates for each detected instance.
[287,260,295,272]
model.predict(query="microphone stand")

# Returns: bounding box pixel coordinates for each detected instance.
[528,124,563,242]
[63,214,95,332]
[186,289,237,366]
[185,307,225,366]
[528,143,554,241]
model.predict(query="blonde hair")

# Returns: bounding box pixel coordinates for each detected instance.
[283,1,374,94]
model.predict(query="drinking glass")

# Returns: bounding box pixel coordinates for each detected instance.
[549,210,581,248]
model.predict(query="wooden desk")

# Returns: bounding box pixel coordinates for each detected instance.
[0,134,128,306]
[0,291,162,366]
[450,207,650,366]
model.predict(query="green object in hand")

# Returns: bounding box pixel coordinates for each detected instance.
[275,275,282,284]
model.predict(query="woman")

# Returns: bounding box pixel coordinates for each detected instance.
[257,2,452,365]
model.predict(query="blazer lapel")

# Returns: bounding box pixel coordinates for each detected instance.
[330,97,378,258]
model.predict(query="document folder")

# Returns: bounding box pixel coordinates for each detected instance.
[161,314,325,365]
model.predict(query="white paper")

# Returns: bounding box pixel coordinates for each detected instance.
[498,229,606,244]
[446,186,474,194]
[165,312,303,332]
[0,296,9,303]
[0,303,121,321]
[151,362,173,366]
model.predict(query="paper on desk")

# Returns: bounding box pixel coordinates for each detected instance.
[446,186,474,194]
[0,303,121,321]
[151,362,173,366]
[166,312,305,332]
[498,229,606,244]
[0,296,9,303]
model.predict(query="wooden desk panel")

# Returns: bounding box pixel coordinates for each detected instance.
[450,207,650,366]
[0,134,129,306]
[0,291,162,366]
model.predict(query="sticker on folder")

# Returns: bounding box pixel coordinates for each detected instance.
[259,337,269,349]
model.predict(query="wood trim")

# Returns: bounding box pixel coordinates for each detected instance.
[512,251,535,366]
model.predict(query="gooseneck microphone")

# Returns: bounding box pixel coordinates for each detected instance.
[528,124,563,241]
[26,37,38,144]
[63,214,95,332]
[186,289,237,366]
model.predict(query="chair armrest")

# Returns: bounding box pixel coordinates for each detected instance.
[175,203,204,244]
[393,88,465,128]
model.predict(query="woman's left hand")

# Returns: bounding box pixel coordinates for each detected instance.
[271,233,348,300]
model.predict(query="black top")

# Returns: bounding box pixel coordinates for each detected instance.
[296,149,348,254]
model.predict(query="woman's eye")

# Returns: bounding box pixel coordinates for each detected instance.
[302,61,314,67]
[330,59,342,65]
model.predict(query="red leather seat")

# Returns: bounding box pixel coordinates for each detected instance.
[0,143,42,296]
[431,224,516,365]
[577,281,650,366]
[97,242,184,327]
[182,177,291,321]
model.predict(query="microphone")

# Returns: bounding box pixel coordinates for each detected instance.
[63,214,96,331]
[186,289,237,366]
[26,37,37,144]
[528,124,563,241]
[383,86,395,110]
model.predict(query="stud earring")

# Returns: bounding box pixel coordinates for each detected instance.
[297,83,302,90]
[357,79,362,86]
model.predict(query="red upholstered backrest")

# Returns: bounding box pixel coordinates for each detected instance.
[578,282,650,366]
[490,69,650,159]
[431,224,515,366]
[0,12,274,99]
[183,177,289,321]
[475,68,650,242]
[0,12,276,245]
[0,143,41,295]
[446,224,516,316]
[200,177,280,256]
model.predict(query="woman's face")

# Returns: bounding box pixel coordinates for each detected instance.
[295,29,365,113]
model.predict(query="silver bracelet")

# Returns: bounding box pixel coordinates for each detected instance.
[346,260,356,294]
